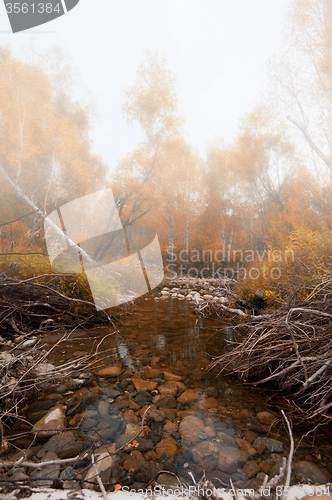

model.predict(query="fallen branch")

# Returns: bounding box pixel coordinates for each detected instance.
[281,410,294,500]
[0,452,89,469]
[91,453,108,500]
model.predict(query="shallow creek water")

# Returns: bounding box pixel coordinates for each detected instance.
[15,297,332,490]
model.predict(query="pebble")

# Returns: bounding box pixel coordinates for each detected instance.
[177,389,202,403]
[123,450,145,471]
[295,461,331,484]
[133,379,158,391]
[243,460,261,478]
[204,425,216,438]
[217,447,249,474]
[32,405,67,441]
[155,437,178,458]
[253,436,284,453]
[147,409,166,422]
[256,411,276,426]
[98,400,111,418]
[96,365,123,377]
[179,415,205,443]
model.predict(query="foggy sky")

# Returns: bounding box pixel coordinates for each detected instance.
[0,0,290,171]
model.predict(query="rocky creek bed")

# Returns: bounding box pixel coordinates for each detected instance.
[1,357,331,495]
[1,277,332,497]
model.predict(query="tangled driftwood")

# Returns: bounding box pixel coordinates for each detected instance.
[208,278,332,425]
[0,273,119,339]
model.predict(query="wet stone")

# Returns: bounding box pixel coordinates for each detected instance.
[147,409,166,422]
[195,397,218,410]
[253,437,284,453]
[112,399,130,410]
[155,436,178,458]
[158,382,178,397]
[294,460,331,484]
[108,417,124,432]
[144,366,162,379]
[123,450,145,471]
[27,399,59,417]
[243,430,259,444]
[32,404,66,441]
[192,441,222,469]
[60,466,77,480]
[104,387,121,398]
[163,371,182,381]
[99,428,116,440]
[115,433,136,449]
[98,400,111,418]
[129,400,141,410]
[243,460,261,478]
[97,421,109,430]
[63,480,81,490]
[37,431,83,459]
[256,411,276,426]
[218,447,249,474]
[156,473,181,487]
[155,395,177,409]
[10,471,29,483]
[198,432,208,440]
[84,452,119,486]
[133,379,158,391]
[97,365,123,377]
[137,461,160,483]
[177,389,202,403]
[205,386,219,398]
[134,391,153,406]
[216,431,237,447]
[163,420,178,433]
[31,451,60,487]
[237,438,256,456]
[206,469,231,488]
[161,408,177,421]
[66,378,85,391]
[204,425,216,438]
[179,415,204,443]
[82,418,98,430]
[260,460,273,474]
[66,388,98,415]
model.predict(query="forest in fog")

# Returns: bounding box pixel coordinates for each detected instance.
[1,0,332,304]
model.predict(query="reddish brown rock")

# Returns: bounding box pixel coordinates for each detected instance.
[123,450,145,471]
[96,365,123,377]
[133,379,158,391]
[194,397,218,410]
[256,411,276,426]
[163,372,182,381]
[177,389,202,403]
[158,383,178,397]
[156,437,178,458]
[143,366,162,379]
[243,460,260,478]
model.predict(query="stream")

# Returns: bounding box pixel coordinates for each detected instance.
[7,295,332,491]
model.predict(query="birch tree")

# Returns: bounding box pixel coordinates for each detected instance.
[271,0,332,176]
